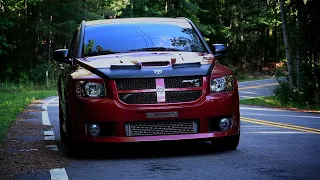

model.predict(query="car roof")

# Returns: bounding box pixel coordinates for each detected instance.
[84,17,191,27]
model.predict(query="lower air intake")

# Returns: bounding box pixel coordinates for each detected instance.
[125,120,199,137]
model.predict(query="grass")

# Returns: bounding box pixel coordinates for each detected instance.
[240,96,320,112]
[0,83,57,142]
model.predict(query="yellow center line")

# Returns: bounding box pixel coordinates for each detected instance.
[241,117,320,135]
[242,117,320,132]
[239,83,278,90]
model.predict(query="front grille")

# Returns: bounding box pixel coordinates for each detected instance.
[116,76,203,104]
[116,78,155,90]
[165,76,202,88]
[125,120,199,137]
[118,92,157,104]
[115,76,202,90]
[166,90,202,103]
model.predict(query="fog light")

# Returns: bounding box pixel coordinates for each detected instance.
[88,124,100,137]
[219,118,231,131]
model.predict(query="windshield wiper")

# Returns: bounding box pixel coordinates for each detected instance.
[127,47,182,52]
[83,50,120,57]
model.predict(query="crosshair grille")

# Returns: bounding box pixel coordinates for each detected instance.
[116,76,204,104]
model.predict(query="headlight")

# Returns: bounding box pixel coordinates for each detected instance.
[75,81,106,97]
[210,75,234,92]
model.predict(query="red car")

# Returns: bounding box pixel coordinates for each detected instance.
[52,17,240,157]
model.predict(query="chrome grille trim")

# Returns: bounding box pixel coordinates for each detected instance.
[125,120,199,137]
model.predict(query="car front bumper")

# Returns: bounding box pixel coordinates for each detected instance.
[67,91,240,143]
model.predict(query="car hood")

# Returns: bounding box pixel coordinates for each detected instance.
[76,52,215,79]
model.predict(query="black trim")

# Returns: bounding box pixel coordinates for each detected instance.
[76,59,213,79]
[75,60,109,79]
[110,65,141,70]
[99,64,213,79]
[77,21,85,58]
[172,62,201,68]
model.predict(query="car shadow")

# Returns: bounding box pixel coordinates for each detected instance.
[57,140,238,160]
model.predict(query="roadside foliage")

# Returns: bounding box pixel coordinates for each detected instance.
[0,0,319,106]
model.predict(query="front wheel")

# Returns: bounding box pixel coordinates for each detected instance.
[211,134,240,150]
[65,118,80,158]
[59,102,66,143]
[63,100,82,158]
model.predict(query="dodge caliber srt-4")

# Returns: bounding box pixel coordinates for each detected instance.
[52,17,240,157]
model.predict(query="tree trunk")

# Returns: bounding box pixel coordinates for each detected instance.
[280,0,295,89]
[296,0,305,89]
[165,0,168,14]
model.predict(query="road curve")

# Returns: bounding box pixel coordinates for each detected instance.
[238,78,278,100]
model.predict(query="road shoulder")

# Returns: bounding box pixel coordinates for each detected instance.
[0,99,69,180]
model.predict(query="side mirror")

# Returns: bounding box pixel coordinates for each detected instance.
[52,49,71,64]
[212,44,229,59]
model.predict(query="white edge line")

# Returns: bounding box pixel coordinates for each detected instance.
[44,130,55,136]
[240,106,285,112]
[243,131,307,134]
[50,168,69,180]
[45,145,59,152]
[42,111,51,126]
[42,97,58,126]
[45,136,56,141]
[42,97,69,180]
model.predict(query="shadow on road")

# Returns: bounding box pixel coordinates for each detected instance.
[57,140,236,160]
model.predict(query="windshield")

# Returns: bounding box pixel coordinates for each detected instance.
[83,22,207,57]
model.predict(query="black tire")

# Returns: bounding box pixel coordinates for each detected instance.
[63,100,82,158]
[211,133,240,150]
[65,117,80,158]
[59,102,66,143]
[58,79,66,143]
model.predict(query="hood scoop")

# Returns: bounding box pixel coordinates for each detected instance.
[110,64,141,70]
[173,62,201,68]
[140,61,170,67]
[110,60,201,70]
[111,58,175,70]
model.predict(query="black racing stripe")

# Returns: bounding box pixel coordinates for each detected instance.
[76,59,213,79]
[99,64,213,79]
[76,59,111,79]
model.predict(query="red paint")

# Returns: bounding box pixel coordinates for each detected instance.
[66,62,240,143]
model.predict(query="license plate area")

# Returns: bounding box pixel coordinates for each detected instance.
[146,111,178,118]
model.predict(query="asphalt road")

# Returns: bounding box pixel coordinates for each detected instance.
[18,78,320,180]
[238,78,278,100]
